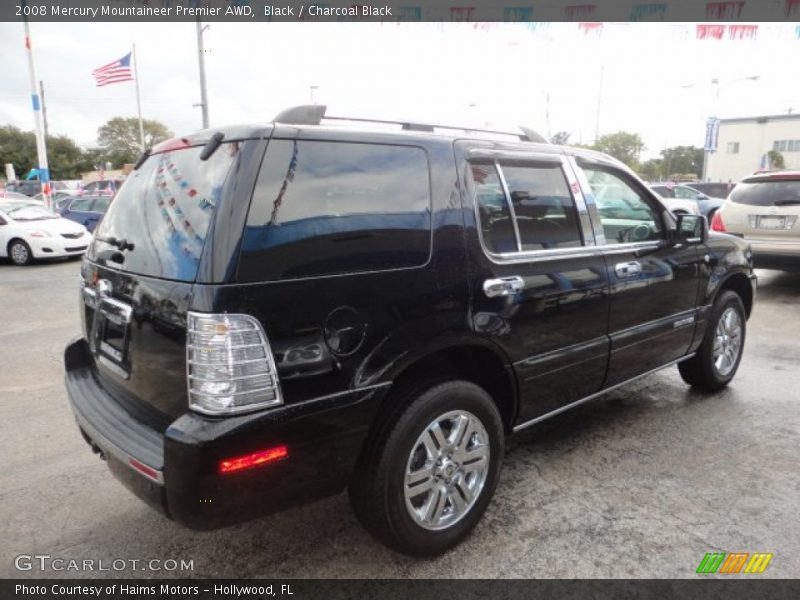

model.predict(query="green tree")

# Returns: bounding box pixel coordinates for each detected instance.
[638,158,664,181]
[550,131,571,145]
[96,117,172,167]
[660,145,704,179]
[0,125,37,178]
[767,150,785,169]
[0,126,91,180]
[592,131,645,169]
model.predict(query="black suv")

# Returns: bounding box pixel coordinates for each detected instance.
[65,106,756,556]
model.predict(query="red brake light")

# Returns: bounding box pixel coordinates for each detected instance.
[219,446,289,474]
[710,211,726,232]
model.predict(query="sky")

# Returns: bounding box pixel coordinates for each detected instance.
[0,21,798,160]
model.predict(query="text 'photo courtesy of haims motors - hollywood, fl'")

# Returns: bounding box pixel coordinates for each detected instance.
[1,0,800,599]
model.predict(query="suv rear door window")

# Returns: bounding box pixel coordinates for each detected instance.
[238,140,431,281]
[730,178,800,206]
[501,164,582,251]
[471,160,583,253]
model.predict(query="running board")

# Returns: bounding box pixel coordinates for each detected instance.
[512,354,696,433]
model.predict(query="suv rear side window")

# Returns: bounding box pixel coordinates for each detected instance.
[471,160,583,254]
[238,140,431,282]
[730,179,800,207]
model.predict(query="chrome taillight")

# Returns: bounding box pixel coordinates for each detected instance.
[187,312,282,415]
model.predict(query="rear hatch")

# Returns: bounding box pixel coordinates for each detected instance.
[724,174,800,241]
[81,138,251,424]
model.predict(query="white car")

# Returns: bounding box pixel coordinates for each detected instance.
[0,201,90,266]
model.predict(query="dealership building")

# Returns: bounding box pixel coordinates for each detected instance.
[705,113,800,182]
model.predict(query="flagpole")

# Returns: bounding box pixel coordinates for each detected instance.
[22,11,51,210]
[132,43,145,151]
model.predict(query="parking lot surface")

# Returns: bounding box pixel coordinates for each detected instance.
[0,260,798,578]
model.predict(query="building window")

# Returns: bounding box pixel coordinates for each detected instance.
[774,140,800,152]
[726,142,740,154]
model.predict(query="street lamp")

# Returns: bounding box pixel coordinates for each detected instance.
[309,85,319,104]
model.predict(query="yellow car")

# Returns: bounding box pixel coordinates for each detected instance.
[711,171,800,270]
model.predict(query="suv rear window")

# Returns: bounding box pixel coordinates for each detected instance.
[88,141,243,281]
[730,178,800,207]
[237,140,431,281]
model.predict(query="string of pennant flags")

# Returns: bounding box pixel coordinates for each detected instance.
[90,0,800,24]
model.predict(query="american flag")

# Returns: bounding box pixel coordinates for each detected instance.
[92,52,134,87]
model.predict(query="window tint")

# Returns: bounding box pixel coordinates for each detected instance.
[471,163,517,253]
[583,167,663,244]
[501,164,583,251]
[69,197,94,211]
[730,179,800,206]
[238,140,431,281]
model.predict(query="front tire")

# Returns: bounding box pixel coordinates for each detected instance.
[9,239,33,266]
[678,290,746,391]
[349,380,504,556]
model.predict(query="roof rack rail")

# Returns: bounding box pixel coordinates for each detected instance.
[271,105,549,144]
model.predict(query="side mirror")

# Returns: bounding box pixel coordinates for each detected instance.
[674,213,707,245]
[697,193,709,200]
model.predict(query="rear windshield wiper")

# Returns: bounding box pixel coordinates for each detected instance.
[96,236,135,251]
[200,132,225,161]
[133,148,151,170]
[773,199,800,206]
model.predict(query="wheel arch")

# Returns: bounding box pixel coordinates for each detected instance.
[715,271,754,318]
[360,340,519,464]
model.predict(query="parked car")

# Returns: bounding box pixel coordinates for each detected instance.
[690,181,734,200]
[711,170,800,270]
[65,106,756,556]
[80,179,121,196]
[650,183,724,219]
[1,189,36,202]
[5,179,69,197]
[0,201,90,265]
[32,191,74,208]
[59,195,112,232]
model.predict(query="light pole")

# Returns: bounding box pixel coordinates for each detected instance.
[195,21,210,129]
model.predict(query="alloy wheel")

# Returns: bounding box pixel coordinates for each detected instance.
[713,307,742,377]
[403,410,490,531]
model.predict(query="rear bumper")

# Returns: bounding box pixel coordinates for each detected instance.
[64,338,386,530]
[747,239,800,270]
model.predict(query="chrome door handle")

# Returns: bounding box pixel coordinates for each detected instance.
[483,276,525,298]
[615,261,642,278]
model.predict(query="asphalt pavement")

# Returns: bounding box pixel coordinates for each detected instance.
[0,259,798,578]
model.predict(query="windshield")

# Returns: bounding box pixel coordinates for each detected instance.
[3,204,59,221]
[89,141,243,281]
[731,179,800,206]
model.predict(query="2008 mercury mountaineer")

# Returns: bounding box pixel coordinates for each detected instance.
[65,105,756,556]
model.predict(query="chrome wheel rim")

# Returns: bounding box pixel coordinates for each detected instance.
[10,243,28,264]
[404,410,490,531]
[713,307,742,376]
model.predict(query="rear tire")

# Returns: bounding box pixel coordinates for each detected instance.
[349,380,504,556]
[8,239,33,266]
[678,291,746,391]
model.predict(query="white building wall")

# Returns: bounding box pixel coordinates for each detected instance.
[705,116,800,183]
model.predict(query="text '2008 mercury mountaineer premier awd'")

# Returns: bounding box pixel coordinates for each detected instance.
[65,105,756,556]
